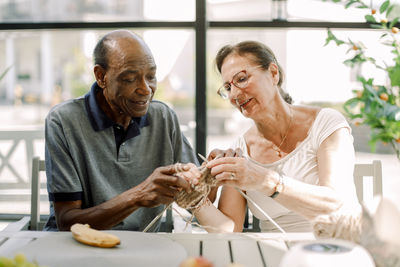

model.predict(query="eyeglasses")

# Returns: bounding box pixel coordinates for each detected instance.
[217,65,263,99]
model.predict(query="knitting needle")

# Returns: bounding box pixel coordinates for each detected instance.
[197,153,208,163]
[198,153,224,163]
[143,203,172,232]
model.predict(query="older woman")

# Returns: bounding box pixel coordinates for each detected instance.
[194,41,360,235]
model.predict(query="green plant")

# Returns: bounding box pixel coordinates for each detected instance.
[324,0,400,160]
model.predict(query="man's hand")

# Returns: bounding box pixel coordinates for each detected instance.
[135,163,201,207]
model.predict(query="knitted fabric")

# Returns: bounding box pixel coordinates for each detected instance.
[175,166,217,210]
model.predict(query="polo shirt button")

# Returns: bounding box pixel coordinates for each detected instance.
[121,142,125,146]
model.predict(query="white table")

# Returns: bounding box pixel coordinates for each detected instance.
[0,229,314,267]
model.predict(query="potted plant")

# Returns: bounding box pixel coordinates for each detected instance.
[325,0,400,160]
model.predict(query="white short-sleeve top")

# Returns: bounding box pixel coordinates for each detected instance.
[233,108,353,232]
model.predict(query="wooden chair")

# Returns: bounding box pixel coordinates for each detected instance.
[243,160,383,232]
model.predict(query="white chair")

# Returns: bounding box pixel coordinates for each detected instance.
[353,160,383,203]
[3,156,47,231]
[30,156,47,230]
[243,160,383,232]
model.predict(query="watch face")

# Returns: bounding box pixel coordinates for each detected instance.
[303,243,352,253]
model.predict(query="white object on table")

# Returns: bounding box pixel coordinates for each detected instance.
[279,239,375,267]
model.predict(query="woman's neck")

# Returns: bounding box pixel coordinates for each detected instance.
[253,99,293,147]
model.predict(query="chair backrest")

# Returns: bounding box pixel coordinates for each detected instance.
[353,160,383,203]
[30,156,46,230]
[243,160,383,232]
[0,128,44,185]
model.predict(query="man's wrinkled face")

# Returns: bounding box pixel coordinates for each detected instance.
[102,38,157,118]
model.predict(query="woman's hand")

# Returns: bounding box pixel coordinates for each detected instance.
[205,148,244,202]
[206,156,278,194]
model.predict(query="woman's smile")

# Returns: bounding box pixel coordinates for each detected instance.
[237,97,254,112]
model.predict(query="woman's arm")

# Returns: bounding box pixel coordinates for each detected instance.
[275,127,359,219]
[194,185,247,232]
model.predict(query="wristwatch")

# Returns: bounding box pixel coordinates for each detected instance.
[269,173,284,199]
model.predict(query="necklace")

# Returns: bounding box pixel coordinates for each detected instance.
[272,106,293,157]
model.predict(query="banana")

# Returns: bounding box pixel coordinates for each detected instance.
[70,223,121,248]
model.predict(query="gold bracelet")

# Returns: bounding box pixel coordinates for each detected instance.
[269,173,284,199]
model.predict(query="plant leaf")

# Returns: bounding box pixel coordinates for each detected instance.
[384,104,400,120]
[325,29,345,46]
[389,16,399,28]
[365,14,377,23]
[380,0,390,13]
[380,32,389,38]
[387,5,395,16]
[388,65,400,87]
[345,0,357,9]
[368,137,378,152]
[370,24,384,29]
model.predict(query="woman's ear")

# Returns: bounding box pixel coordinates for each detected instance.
[268,63,280,85]
[94,65,106,88]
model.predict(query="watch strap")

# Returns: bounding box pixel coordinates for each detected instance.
[269,173,284,199]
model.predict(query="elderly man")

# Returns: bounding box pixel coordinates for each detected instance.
[44,30,199,231]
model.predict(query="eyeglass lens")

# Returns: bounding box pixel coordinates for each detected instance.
[218,71,249,99]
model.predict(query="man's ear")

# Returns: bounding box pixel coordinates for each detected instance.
[94,65,106,88]
[268,63,280,85]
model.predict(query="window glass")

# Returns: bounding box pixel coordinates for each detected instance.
[207,0,400,22]
[0,29,195,215]
[0,0,195,22]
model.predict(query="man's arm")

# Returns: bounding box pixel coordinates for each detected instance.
[54,164,195,231]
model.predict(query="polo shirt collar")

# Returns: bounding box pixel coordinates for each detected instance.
[84,82,148,132]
